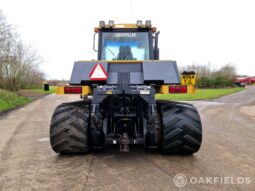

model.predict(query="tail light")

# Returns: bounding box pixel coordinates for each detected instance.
[64,86,82,94]
[169,85,187,93]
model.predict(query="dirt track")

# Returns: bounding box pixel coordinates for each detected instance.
[0,87,255,191]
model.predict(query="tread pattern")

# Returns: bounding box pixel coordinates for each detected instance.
[50,100,91,154]
[157,100,202,154]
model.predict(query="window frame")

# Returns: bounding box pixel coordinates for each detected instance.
[97,28,154,61]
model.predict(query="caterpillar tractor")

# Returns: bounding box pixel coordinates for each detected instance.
[50,20,202,154]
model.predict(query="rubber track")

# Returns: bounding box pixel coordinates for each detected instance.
[50,100,91,154]
[157,100,202,154]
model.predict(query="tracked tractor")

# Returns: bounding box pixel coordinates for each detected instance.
[50,20,202,154]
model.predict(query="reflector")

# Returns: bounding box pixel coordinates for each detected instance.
[169,85,187,93]
[89,64,108,81]
[64,86,82,94]
[94,27,99,32]
[151,27,157,33]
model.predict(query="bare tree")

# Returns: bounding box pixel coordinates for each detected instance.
[0,11,11,82]
[212,64,237,81]
[0,10,44,91]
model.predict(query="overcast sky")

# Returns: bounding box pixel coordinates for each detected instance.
[1,0,255,79]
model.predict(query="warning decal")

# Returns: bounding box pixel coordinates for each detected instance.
[89,64,108,81]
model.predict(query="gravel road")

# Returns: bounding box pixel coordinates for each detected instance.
[0,87,255,191]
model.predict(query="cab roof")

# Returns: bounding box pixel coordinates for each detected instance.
[94,20,156,32]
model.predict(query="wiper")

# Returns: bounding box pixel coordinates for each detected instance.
[107,48,117,59]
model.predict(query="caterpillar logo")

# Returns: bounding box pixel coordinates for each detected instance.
[114,33,136,38]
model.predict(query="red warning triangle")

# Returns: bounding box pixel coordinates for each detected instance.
[89,64,108,81]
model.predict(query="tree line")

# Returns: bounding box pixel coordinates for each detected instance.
[180,63,237,88]
[0,10,44,91]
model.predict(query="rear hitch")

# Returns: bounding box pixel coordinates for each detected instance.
[120,132,129,152]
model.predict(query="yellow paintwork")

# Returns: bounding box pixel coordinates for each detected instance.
[82,86,92,95]
[105,91,113,95]
[187,85,196,94]
[109,60,141,64]
[159,85,169,94]
[105,59,175,63]
[102,23,151,29]
[56,86,64,95]
[181,74,196,85]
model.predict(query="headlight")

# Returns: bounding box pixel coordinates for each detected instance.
[145,20,151,28]
[99,21,105,28]
[109,20,114,28]
[136,20,142,27]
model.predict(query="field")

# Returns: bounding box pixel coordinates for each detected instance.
[0,86,57,112]
[156,87,244,101]
[0,89,32,112]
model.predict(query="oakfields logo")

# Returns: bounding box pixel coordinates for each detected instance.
[174,174,187,187]
[174,174,252,188]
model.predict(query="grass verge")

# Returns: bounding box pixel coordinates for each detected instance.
[156,87,245,101]
[29,86,56,94]
[0,89,32,112]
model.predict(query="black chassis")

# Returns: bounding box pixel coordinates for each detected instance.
[89,80,161,152]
